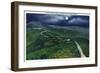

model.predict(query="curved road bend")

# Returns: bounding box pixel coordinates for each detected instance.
[74,41,86,58]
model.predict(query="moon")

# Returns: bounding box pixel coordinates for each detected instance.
[65,16,69,20]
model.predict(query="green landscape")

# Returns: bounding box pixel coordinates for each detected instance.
[26,21,89,60]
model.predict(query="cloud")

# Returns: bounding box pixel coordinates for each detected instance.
[68,17,89,24]
[38,15,64,23]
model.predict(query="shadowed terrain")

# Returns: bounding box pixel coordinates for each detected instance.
[26,21,89,60]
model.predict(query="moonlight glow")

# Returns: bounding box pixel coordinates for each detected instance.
[65,16,69,20]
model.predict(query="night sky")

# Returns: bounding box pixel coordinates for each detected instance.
[26,13,89,28]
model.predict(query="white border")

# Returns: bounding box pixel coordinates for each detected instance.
[18,5,96,68]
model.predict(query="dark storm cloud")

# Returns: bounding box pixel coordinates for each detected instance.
[26,13,89,28]
[35,14,65,23]
[68,17,89,24]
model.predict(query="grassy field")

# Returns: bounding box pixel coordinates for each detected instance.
[26,25,89,60]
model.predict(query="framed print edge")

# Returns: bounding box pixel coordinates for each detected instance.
[11,1,98,71]
[11,2,19,71]
[95,6,98,67]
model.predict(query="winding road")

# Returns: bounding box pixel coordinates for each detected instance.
[40,30,49,38]
[40,30,86,58]
[74,41,86,58]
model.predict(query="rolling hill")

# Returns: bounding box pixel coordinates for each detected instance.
[26,21,89,60]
